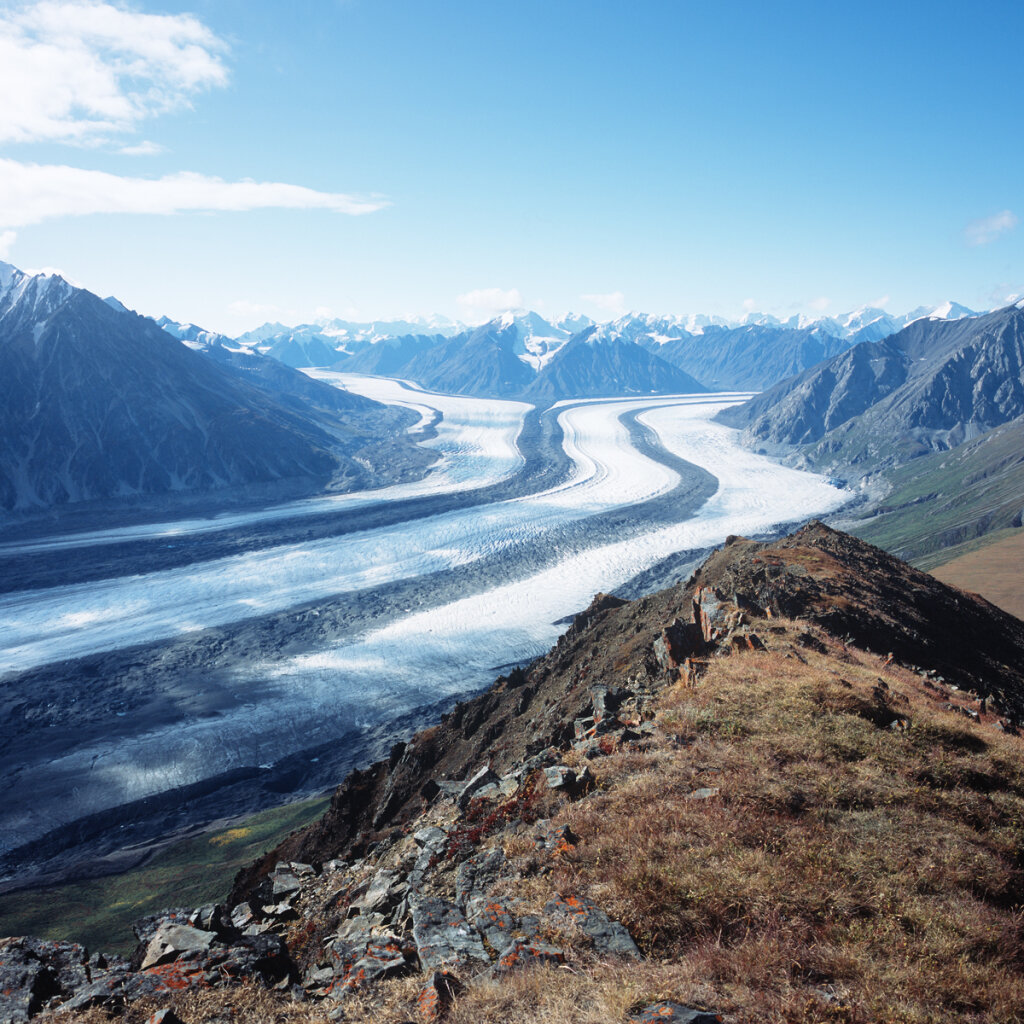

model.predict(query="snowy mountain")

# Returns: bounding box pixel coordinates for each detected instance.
[235,316,467,368]
[717,303,1024,469]
[155,315,233,351]
[226,300,983,395]
[328,314,705,399]
[0,262,427,512]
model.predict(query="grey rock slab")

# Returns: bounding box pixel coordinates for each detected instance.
[544,893,640,959]
[455,846,507,910]
[543,765,577,790]
[458,765,501,808]
[139,923,217,971]
[492,939,565,974]
[688,787,720,800]
[271,871,302,897]
[413,826,447,849]
[324,936,408,1000]
[356,869,406,914]
[410,896,489,971]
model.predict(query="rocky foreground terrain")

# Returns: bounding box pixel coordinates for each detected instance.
[3,523,1024,1024]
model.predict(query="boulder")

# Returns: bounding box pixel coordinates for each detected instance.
[355,869,407,915]
[132,909,192,945]
[410,897,489,971]
[693,587,745,645]
[654,618,705,670]
[457,765,501,809]
[140,923,218,971]
[455,847,507,909]
[492,939,565,973]
[0,937,105,1022]
[322,935,408,1000]
[543,894,640,958]
[534,822,579,854]
[147,1011,188,1024]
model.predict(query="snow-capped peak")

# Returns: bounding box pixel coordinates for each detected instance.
[904,301,977,326]
[0,261,75,323]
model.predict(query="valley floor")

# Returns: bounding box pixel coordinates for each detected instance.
[0,379,847,887]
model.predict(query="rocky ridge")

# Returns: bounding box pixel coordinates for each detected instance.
[3,523,1023,1022]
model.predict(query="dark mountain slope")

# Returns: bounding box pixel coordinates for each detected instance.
[525,331,706,399]
[396,321,536,397]
[718,305,1024,469]
[642,323,854,391]
[846,412,1024,563]
[0,267,427,511]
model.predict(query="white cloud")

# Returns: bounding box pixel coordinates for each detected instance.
[456,287,524,318]
[0,159,389,228]
[119,140,165,156]
[0,0,228,145]
[741,297,757,312]
[581,290,626,315]
[965,209,1018,247]
[869,294,891,309]
[808,296,831,311]
[0,230,15,259]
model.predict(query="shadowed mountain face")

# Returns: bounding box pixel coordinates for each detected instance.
[523,331,705,399]
[717,306,1024,469]
[634,323,855,391]
[0,265,425,511]
[331,319,707,400]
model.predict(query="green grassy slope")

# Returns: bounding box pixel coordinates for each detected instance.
[845,415,1024,565]
[0,796,329,956]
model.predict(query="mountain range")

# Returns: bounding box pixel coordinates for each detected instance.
[0,263,429,513]
[225,301,982,396]
[717,301,1024,561]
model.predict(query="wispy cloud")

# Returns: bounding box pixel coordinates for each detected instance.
[119,140,165,156]
[456,287,524,318]
[0,0,228,145]
[808,296,831,312]
[965,209,1018,247]
[0,159,389,228]
[0,230,16,259]
[581,290,626,315]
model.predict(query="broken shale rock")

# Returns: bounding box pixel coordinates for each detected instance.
[543,894,640,959]
[410,897,489,972]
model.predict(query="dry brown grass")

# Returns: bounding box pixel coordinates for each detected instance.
[930,530,1024,620]
[44,625,1024,1024]
[515,631,1024,1024]
[47,982,332,1024]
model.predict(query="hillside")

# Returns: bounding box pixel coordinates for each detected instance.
[5,524,1024,1024]
[0,264,430,512]
[843,413,1024,564]
[635,322,854,391]
[717,305,1024,470]
[928,531,1024,620]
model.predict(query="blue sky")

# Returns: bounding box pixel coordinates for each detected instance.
[2,0,1022,333]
